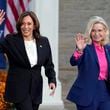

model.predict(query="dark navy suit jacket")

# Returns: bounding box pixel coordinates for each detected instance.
[0,33,56,103]
[67,44,110,106]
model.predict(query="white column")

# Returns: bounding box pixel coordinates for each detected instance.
[29,0,64,109]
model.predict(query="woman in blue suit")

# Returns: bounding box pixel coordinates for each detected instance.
[0,10,56,110]
[67,16,110,110]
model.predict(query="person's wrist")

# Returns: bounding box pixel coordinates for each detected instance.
[76,48,83,53]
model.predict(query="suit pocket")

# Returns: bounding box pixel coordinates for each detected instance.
[68,83,83,97]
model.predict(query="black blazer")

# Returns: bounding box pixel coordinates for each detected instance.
[0,33,56,103]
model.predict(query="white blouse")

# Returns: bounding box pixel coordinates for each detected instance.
[24,39,37,67]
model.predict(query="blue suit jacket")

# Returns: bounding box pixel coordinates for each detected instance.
[67,44,110,106]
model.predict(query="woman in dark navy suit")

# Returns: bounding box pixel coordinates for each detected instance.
[67,16,110,110]
[0,10,56,110]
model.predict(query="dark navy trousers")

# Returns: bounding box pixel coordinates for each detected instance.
[14,94,40,110]
[76,80,110,110]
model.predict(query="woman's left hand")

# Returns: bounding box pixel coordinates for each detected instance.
[0,9,5,25]
[49,83,56,96]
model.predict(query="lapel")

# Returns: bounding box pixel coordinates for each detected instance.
[90,44,99,64]
[11,34,47,68]
[88,44,110,79]
[14,34,31,67]
[36,38,44,66]
[15,35,45,67]
[90,44,110,69]
[104,45,110,77]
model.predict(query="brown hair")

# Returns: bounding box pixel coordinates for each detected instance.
[16,11,40,39]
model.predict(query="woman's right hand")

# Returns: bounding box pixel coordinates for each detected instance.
[0,9,5,25]
[74,33,87,51]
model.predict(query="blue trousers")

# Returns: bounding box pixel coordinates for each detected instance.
[76,80,110,110]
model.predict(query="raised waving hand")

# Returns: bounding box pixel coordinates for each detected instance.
[75,33,87,51]
[0,9,5,25]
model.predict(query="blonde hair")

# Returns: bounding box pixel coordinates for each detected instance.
[84,16,110,45]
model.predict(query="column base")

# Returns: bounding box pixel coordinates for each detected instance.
[39,104,66,110]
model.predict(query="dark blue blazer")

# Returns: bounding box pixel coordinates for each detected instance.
[67,44,110,106]
[0,33,56,103]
